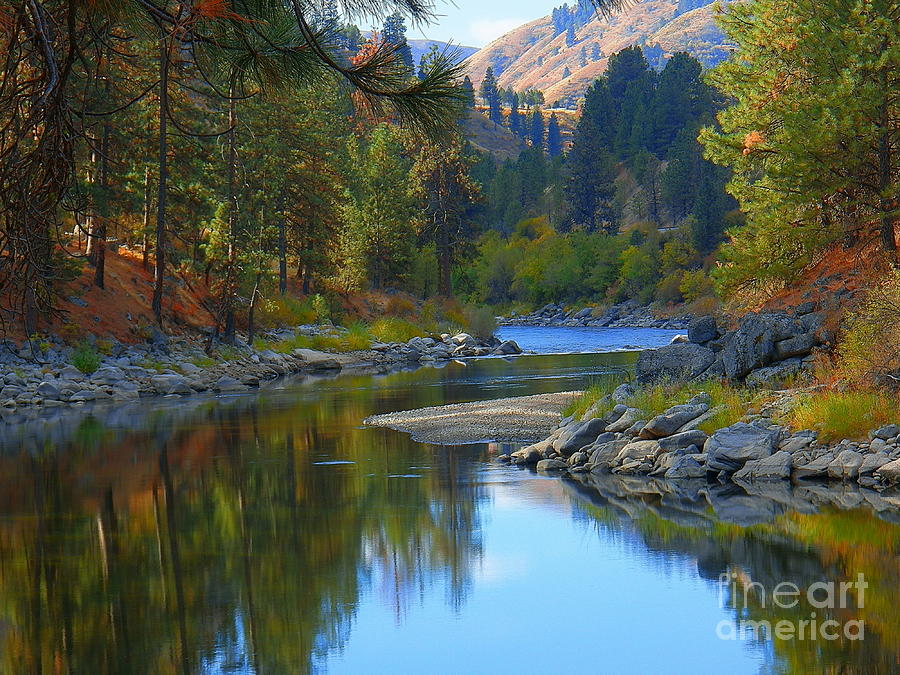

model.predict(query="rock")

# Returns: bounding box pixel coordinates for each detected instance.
[59,365,84,380]
[827,450,865,481]
[665,456,707,479]
[675,406,723,433]
[514,438,553,465]
[721,313,798,380]
[536,459,568,472]
[611,383,635,403]
[90,366,126,385]
[794,301,816,315]
[875,458,900,484]
[670,334,689,344]
[606,407,645,433]
[150,374,192,396]
[657,430,709,453]
[860,452,892,476]
[553,417,608,457]
[587,439,630,473]
[494,340,522,355]
[639,403,709,439]
[36,381,60,400]
[688,316,718,345]
[568,451,588,467]
[635,343,716,384]
[744,358,805,388]
[779,433,815,454]
[873,424,900,441]
[212,376,245,393]
[773,334,815,361]
[705,423,779,473]
[614,440,662,465]
[733,451,793,481]
[792,454,834,480]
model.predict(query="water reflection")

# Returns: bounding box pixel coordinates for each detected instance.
[0,354,897,674]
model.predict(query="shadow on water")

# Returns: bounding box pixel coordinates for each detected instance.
[0,352,898,673]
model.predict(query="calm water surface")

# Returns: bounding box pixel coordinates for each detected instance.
[1,331,898,674]
[497,325,683,354]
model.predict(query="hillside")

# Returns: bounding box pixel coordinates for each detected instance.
[407,39,478,66]
[465,0,731,107]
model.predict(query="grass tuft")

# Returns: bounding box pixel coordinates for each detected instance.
[790,390,900,442]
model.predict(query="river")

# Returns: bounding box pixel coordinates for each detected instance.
[0,327,897,673]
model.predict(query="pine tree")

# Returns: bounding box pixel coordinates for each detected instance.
[529,108,546,151]
[700,0,900,291]
[480,68,503,124]
[580,46,588,68]
[461,76,476,107]
[566,24,577,48]
[547,113,564,158]
[509,93,523,136]
[382,12,414,73]
[563,66,572,79]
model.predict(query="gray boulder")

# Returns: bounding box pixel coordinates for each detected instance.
[212,376,245,393]
[876,458,900,484]
[792,454,834,480]
[873,424,900,441]
[36,381,61,400]
[688,316,718,345]
[536,459,568,472]
[860,452,892,476]
[774,333,815,361]
[493,340,522,355]
[665,456,707,479]
[587,439,630,473]
[705,423,779,472]
[744,358,805,388]
[635,343,716,384]
[150,374,192,396]
[721,313,802,380]
[553,417,608,457]
[658,429,709,453]
[827,450,865,481]
[614,440,662,465]
[606,407,645,433]
[733,451,793,481]
[640,403,709,439]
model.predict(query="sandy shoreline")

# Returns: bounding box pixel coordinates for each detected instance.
[363,391,581,445]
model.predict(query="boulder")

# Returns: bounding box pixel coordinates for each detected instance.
[150,374,192,396]
[568,451,588,467]
[493,340,522,355]
[639,403,709,439]
[36,381,60,400]
[536,459,568,472]
[553,417,608,457]
[665,456,707,479]
[212,376,245,393]
[827,450,865,481]
[875,459,900,484]
[733,451,793,481]
[587,439,630,473]
[657,430,709,453]
[705,423,779,473]
[860,452,892,476]
[744,358,805,388]
[721,313,802,380]
[687,316,718,345]
[613,440,662,466]
[606,407,645,433]
[774,334,815,361]
[792,454,834,480]
[872,424,900,441]
[635,343,716,384]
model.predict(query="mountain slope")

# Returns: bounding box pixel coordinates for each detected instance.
[465,0,730,106]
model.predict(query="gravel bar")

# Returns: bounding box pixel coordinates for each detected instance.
[363,391,582,445]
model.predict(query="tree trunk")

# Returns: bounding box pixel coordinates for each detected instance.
[278,194,288,295]
[247,272,262,344]
[142,167,151,270]
[152,35,169,327]
[437,213,452,296]
[223,79,238,342]
[878,97,896,253]
[94,86,111,289]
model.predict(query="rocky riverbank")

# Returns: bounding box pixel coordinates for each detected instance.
[637,304,828,387]
[0,326,522,420]
[504,384,900,493]
[499,300,691,330]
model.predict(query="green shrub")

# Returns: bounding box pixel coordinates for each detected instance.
[71,340,101,374]
[462,305,497,339]
[837,271,900,381]
[311,294,330,323]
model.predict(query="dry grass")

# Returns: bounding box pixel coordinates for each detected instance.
[790,390,900,442]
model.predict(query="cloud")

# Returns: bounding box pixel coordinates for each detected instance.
[468,17,527,46]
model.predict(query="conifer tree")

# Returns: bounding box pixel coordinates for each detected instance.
[547,113,564,158]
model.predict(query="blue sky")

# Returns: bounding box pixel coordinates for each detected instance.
[401,1,558,47]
